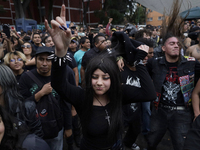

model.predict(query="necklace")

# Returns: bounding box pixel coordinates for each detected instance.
[95,97,111,126]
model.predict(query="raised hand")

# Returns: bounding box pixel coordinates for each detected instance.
[137,45,149,53]
[109,18,113,23]
[45,4,71,57]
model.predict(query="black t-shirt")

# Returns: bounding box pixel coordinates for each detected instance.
[67,52,77,69]
[160,61,184,106]
[81,46,100,69]
[19,69,58,101]
[121,65,141,124]
[16,69,27,83]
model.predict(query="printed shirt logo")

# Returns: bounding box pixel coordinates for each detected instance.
[130,103,138,112]
[40,109,48,117]
[162,67,180,104]
[29,84,58,97]
[30,84,39,95]
[126,76,141,88]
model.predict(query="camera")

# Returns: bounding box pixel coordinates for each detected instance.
[3,24,10,38]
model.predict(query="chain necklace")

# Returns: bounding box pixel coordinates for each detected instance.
[95,97,111,126]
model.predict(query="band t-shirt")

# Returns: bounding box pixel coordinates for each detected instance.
[160,61,184,106]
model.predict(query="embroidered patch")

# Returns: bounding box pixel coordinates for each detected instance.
[187,57,195,61]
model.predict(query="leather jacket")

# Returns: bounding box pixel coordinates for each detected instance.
[147,56,199,108]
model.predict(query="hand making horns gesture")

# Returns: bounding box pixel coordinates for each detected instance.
[45,4,71,57]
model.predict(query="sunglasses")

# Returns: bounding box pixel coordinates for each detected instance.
[21,45,31,48]
[10,58,23,63]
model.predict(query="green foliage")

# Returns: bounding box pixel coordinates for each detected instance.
[94,0,128,25]
[94,0,146,25]
[125,2,146,25]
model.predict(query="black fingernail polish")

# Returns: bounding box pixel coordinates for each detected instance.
[59,26,65,31]
[62,25,68,30]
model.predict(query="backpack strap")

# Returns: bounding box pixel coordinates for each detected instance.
[26,71,57,105]
[26,71,43,88]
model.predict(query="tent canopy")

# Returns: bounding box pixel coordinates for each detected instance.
[180,7,200,19]
[135,0,200,15]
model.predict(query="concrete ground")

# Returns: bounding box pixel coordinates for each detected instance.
[63,131,173,150]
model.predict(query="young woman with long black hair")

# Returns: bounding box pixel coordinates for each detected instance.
[45,4,156,150]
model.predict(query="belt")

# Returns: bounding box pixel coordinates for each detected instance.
[159,103,185,110]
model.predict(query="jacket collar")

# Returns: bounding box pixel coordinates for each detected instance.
[93,46,100,53]
[159,55,187,65]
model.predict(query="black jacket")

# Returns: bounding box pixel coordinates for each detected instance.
[147,55,200,108]
[7,96,43,138]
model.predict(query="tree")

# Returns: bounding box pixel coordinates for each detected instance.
[94,0,129,25]
[82,0,90,27]
[125,1,146,25]
[0,0,7,14]
[12,0,32,19]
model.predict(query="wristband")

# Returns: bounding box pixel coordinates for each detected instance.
[48,53,72,66]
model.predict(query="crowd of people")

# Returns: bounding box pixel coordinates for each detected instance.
[0,0,200,150]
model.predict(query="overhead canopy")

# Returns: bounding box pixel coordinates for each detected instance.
[135,0,200,15]
[180,7,200,19]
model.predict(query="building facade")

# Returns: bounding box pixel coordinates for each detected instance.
[0,0,105,26]
[146,9,164,27]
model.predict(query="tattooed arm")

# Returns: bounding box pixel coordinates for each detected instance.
[185,46,193,56]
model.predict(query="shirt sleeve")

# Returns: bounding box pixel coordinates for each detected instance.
[51,59,84,112]
[122,51,157,104]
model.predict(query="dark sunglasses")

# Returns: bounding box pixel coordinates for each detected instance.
[10,58,23,63]
[21,45,31,48]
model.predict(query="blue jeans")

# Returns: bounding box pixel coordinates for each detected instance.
[141,102,151,135]
[45,128,64,150]
[147,106,193,150]
[22,134,51,150]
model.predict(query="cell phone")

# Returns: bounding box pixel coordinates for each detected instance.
[3,24,10,38]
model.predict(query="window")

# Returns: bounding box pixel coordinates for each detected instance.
[158,16,163,20]
[147,18,153,21]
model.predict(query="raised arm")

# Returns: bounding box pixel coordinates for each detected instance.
[44,4,71,57]
[48,5,84,109]
[122,45,157,104]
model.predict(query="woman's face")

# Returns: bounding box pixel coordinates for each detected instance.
[0,115,5,144]
[22,43,32,56]
[13,38,18,46]
[9,55,24,71]
[91,69,111,96]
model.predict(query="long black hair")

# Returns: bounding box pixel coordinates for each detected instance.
[83,51,123,141]
[22,42,36,58]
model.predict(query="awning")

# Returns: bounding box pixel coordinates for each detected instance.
[135,0,200,15]
[180,6,200,19]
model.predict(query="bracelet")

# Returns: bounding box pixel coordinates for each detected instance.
[116,56,123,62]
[48,53,72,66]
